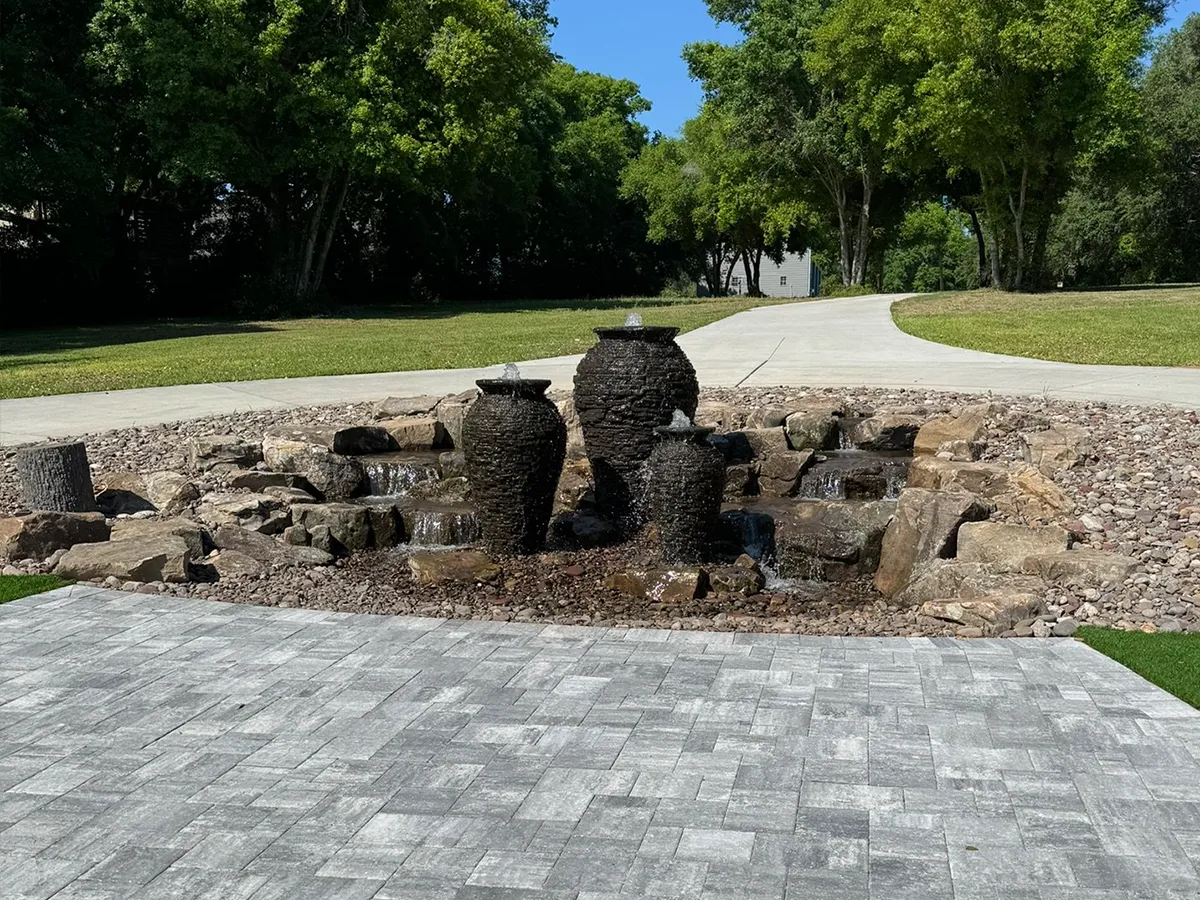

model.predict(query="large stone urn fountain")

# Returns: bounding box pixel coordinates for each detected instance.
[462,366,567,554]
[573,315,699,533]
[647,411,725,563]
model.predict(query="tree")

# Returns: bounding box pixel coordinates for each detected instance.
[89,0,549,307]
[878,0,1153,290]
[1140,13,1200,282]
[686,0,893,287]
[883,201,977,292]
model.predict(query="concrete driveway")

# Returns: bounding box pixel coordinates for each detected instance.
[3,294,1196,445]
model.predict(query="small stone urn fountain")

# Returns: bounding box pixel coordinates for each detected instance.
[573,313,700,533]
[462,364,567,555]
[647,410,725,563]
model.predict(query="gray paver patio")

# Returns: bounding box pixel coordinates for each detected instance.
[1,586,1198,899]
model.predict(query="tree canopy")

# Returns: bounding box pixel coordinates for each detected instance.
[1,1,1196,317]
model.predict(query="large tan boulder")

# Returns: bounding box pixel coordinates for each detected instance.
[552,395,585,458]
[379,417,448,452]
[919,594,1045,636]
[55,535,192,583]
[435,395,474,450]
[0,511,110,562]
[143,471,201,513]
[907,458,1074,522]
[913,412,987,457]
[94,473,157,516]
[409,549,499,585]
[111,518,208,559]
[1020,424,1091,474]
[956,522,1070,571]
[694,399,741,431]
[897,559,1046,606]
[1022,549,1138,587]
[262,431,364,500]
[874,489,993,598]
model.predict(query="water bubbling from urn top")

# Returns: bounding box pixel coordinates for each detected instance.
[624,312,643,328]
[668,408,692,429]
[501,362,521,380]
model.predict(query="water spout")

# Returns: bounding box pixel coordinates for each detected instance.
[624,312,643,328]
[668,408,692,429]
[501,362,521,380]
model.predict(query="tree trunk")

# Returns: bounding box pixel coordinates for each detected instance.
[16,442,98,512]
[850,167,873,286]
[989,226,1002,289]
[1008,164,1029,292]
[750,247,763,296]
[967,206,989,287]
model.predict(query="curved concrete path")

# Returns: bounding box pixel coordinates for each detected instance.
[3,294,1197,445]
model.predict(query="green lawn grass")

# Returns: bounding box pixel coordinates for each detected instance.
[1076,627,1200,709]
[0,574,70,604]
[892,286,1200,366]
[0,295,800,399]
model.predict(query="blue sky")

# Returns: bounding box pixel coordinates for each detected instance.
[549,0,1200,138]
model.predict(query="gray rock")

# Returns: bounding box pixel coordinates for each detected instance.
[784,411,838,451]
[1022,549,1139,587]
[1052,618,1079,637]
[212,524,333,567]
[194,492,282,529]
[741,498,897,581]
[846,414,923,451]
[210,549,266,578]
[374,395,443,419]
[187,435,262,472]
[262,431,363,500]
[291,503,371,552]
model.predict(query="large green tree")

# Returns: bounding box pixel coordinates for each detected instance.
[89,0,549,306]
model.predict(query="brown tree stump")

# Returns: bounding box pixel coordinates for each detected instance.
[15,441,99,512]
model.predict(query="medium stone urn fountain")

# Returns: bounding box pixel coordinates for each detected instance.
[462,365,567,555]
[647,411,725,563]
[573,314,700,533]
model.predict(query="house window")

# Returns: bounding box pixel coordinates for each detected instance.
[731,276,742,286]
[779,275,787,285]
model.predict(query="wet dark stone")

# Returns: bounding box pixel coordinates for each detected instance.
[573,326,699,534]
[647,426,726,563]
[463,379,566,555]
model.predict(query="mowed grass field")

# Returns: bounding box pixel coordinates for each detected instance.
[892,286,1200,367]
[0,296,799,399]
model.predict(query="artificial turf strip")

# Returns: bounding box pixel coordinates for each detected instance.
[892,286,1200,367]
[0,574,71,604]
[1076,626,1200,710]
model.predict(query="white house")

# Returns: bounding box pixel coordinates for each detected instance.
[723,249,821,297]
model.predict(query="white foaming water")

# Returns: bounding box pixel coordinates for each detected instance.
[624,312,643,327]
[669,408,692,429]
[501,362,521,380]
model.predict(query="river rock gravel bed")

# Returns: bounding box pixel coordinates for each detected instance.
[3,386,1197,636]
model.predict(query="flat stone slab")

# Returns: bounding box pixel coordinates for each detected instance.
[1,587,1198,899]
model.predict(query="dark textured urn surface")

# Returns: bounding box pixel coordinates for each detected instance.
[462,379,567,555]
[647,426,725,563]
[573,326,700,532]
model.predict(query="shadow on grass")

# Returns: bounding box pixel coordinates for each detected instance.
[0,297,706,355]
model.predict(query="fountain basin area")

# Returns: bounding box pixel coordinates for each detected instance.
[2,386,1197,638]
